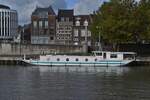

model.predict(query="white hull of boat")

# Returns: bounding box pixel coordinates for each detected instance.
[23,60,133,67]
[22,51,135,67]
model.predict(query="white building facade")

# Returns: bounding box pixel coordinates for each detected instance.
[73,15,92,46]
[0,5,18,40]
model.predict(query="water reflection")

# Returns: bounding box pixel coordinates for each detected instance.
[0,66,150,100]
[35,66,130,75]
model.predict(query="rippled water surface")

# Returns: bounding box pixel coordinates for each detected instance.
[0,66,150,100]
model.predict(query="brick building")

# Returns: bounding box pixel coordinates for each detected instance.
[31,6,56,44]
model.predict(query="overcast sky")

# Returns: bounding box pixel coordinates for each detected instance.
[0,0,107,25]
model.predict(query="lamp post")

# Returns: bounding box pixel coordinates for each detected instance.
[19,28,23,56]
[84,20,88,53]
[96,26,102,51]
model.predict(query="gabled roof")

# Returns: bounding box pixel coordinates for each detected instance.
[32,6,55,15]
[58,9,74,17]
[57,9,74,22]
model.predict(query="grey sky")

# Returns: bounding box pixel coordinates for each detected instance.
[0,0,106,25]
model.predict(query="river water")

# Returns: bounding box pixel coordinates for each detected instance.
[0,66,150,100]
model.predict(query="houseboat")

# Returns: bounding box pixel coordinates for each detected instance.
[22,51,136,67]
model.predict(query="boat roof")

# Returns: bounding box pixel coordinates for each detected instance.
[92,51,136,54]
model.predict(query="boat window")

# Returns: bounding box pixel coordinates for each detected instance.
[66,58,69,61]
[85,58,88,62]
[57,58,60,61]
[76,58,79,61]
[97,53,102,56]
[123,54,134,60]
[95,58,97,61]
[103,53,106,59]
[110,54,117,58]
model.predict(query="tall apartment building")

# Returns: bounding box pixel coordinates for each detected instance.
[31,6,56,44]
[73,15,92,46]
[0,4,18,41]
[56,9,74,44]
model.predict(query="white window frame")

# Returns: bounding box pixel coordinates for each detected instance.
[45,21,48,28]
[39,21,42,28]
[33,21,37,28]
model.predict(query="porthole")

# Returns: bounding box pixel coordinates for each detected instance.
[85,58,88,62]
[57,58,60,61]
[66,58,69,61]
[76,58,79,61]
[95,59,97,61]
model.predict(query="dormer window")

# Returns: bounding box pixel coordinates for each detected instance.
[75,20,80,26]
[61,17,64,22]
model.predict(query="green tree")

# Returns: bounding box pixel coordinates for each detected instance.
[137,0,150,42]
[90,0,150,50]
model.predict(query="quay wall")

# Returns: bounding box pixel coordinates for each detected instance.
[0,43,83,56]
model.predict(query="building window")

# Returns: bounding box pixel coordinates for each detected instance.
[66,58,69,61]
[39,12,48,18]
[66,17,69,22]
[88,41,91,46]
[74,29,78,37]
[88,31,91,37]
[81,30,86,37]
[33,21,37,28]
[39,21,42,28]
[45,21,48,28]
[43,30,46,34]
[61,17,64,22]
[74,38,79,41]
[76,20,80,26]
[50,37,54,40]
[46,40,48,43]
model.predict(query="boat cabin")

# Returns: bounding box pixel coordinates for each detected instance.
[92,51,136,60]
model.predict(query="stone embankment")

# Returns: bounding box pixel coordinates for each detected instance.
[0,43,83,56]
[0,56,23,65]
[0,42,85,66]
[129,57,150,66]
